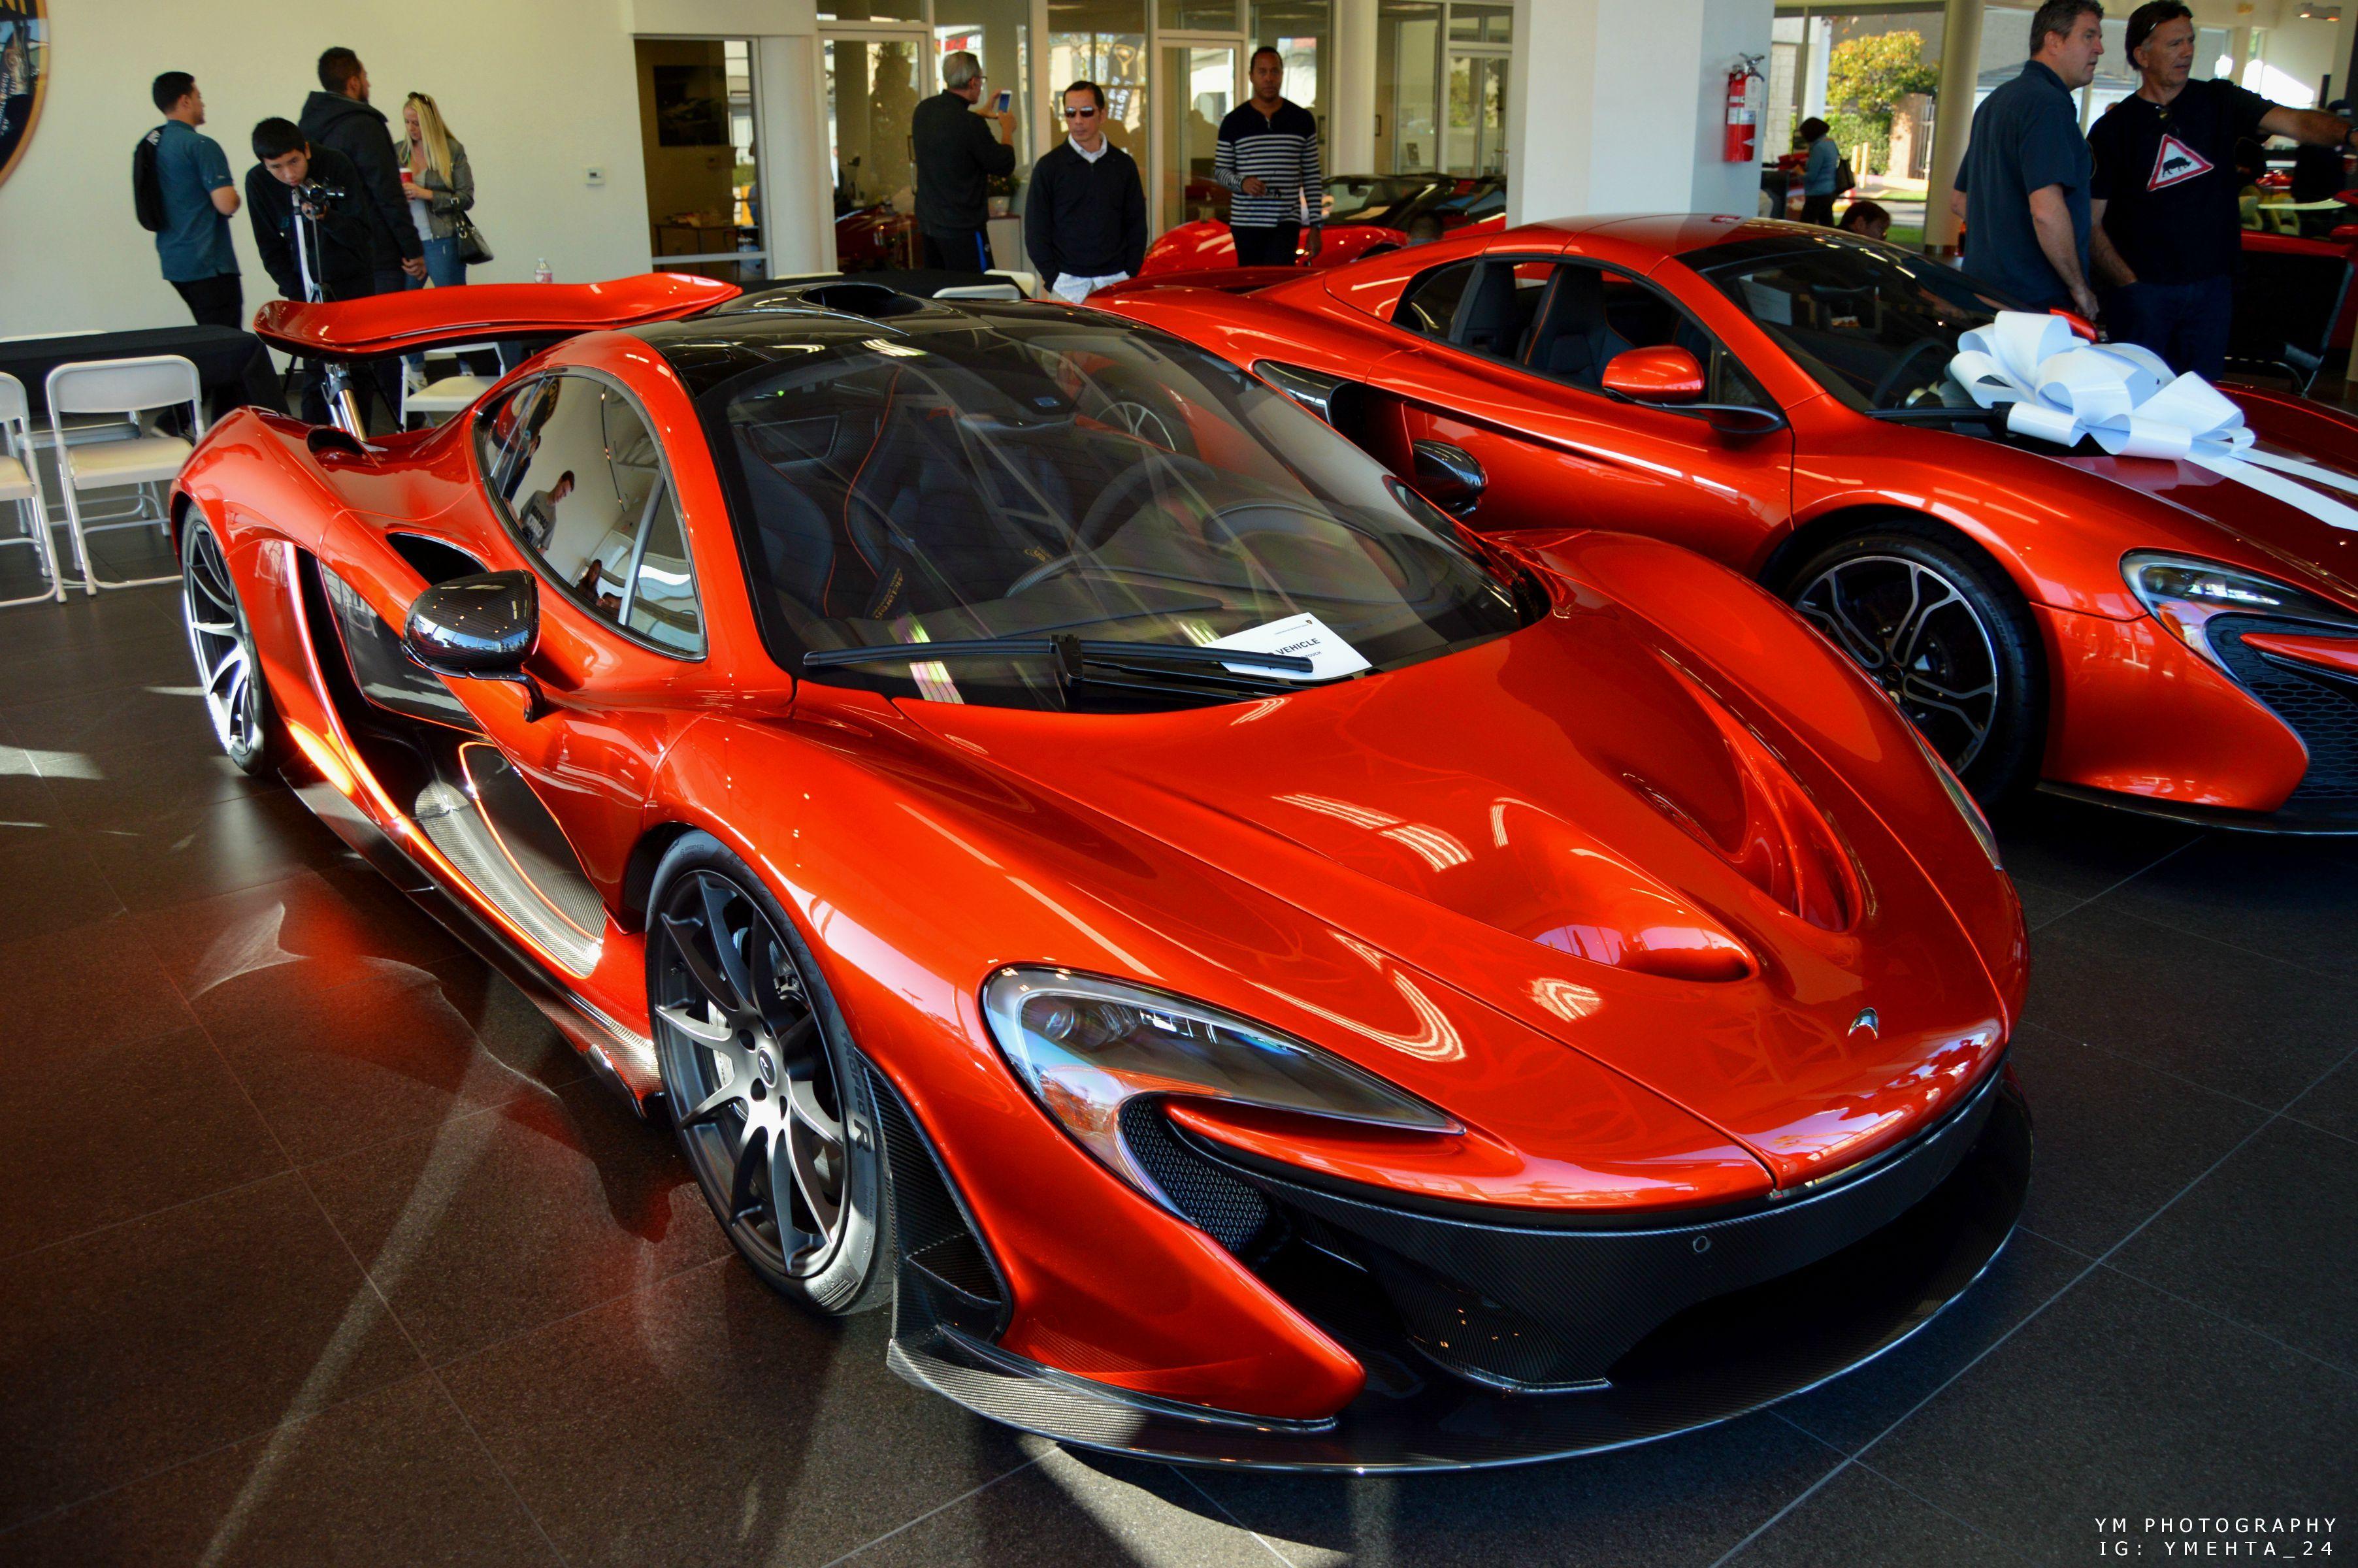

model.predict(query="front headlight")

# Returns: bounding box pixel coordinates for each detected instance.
[1910,723,2002,869]
[2123,552,2358,672]
[981,967,1458,1210]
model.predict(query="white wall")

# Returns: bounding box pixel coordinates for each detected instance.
[0,1,663,335]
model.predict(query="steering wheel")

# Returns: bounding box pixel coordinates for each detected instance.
[1869,336,1953,410]
[1004,453,1228,598]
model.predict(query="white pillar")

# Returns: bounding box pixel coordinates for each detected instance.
[1923,0,1982,255]
[1332,0,1379,176]
[1505,0,1772,226]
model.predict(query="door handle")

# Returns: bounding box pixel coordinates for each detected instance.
[1411,440,1487,517]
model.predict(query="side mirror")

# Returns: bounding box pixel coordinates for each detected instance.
[1599,345,1706,404]
[1410,438,1487,517]
[403,569,549,719]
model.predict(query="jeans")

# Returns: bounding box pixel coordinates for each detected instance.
[404,235,467,290]
[1231,223,1300,267]
[1801,192,1838,226]
[171,273,245,329]
[2103,274,2235,380]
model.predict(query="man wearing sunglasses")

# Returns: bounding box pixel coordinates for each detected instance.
[912,49,1017,273]
[1025,81,1147,304]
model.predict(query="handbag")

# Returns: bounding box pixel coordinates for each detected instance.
[454,212,493,267]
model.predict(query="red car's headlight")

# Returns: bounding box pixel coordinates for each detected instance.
[981,967,1457,1209]
[2123,551,2358,672]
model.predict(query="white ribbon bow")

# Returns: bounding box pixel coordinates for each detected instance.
[1947,310,2358,533]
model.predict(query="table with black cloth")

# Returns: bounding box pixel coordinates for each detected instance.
[0,324,286,426]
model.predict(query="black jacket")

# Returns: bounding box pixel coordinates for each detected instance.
[911,90,1014,235]
[298,89,421,267]
[244,144,376,300]
[1024,140,1146,282]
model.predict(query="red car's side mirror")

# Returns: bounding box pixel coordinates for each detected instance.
[1600,346,1707,404]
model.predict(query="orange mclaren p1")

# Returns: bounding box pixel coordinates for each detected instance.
[1098,216,2358,828]
[170,272,2027,1469]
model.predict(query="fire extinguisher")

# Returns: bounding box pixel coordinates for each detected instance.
[1724,53,1765,163]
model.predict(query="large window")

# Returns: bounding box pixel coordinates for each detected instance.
[1050,0,1150,155]
[1375,0,1504,175]
[634,39,768,284]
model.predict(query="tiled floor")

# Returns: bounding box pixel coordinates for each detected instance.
[0,583,2351,1567]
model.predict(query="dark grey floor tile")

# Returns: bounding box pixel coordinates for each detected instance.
[2010,877,2083,933]
[35,732,272,828]
[1195,1411,1841,1568]
[196,965,584,1166]
[131,866,459,1004]
[1863,1267,2358,1563]
[0,742,59,839]
[847,1447,1283,1567]
[0,827,124,941]
[1775,1230,2088,1454]
[2101,834,2358,981]
[1988,795,2198,900]
[1728,1462,2020,1567]
[440,1259,1035,1568]
[0,921,199,1059]
[2106,1118,2358,1372]
[0,1026,286,1258]
[87,790,348,913]
[0,1173,425,1531]
[1,679,221,762]
[0,1374,558,1567]
[2289,1053,2358,1143]
[0,623,199,705]
[0,583,184,664]
[302,1079,727,1364]
[2008,1022,2270,1254]
[2022,904,2358,1107]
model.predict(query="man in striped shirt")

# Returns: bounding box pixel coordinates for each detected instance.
[1215,47,1324,268]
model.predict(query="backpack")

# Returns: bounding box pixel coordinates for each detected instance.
[133,126,167,233]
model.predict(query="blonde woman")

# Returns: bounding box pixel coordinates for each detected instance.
[399,92,475,287]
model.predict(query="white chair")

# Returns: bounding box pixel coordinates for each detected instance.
[401,340,508,429]
[46,355,202,595]
[0,372,65,606]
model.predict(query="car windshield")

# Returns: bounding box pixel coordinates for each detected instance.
[1327,175,1437,223]
[698,310,1525,711]
[1684,232,2029,412]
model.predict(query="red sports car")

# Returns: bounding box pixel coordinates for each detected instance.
[1139,174,1505,276]
[178,272,2028,1469]
[1100,216,2358,828]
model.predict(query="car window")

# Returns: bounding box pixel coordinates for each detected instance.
[490,372,705,656]
[1450,259,1551,361]
[475,380,544,500]
[1395,260,1475,338]
[1523,261,1769,409]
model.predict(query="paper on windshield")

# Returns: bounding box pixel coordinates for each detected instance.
[1205,613,1372,681]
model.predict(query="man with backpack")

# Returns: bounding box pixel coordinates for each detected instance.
[140,72,243,328]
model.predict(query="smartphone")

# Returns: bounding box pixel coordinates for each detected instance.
[993,89,1012,113]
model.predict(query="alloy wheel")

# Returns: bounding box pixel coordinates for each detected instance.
[1793,553,2001,772]
[651,870,849,1279]
[181,525,263,764]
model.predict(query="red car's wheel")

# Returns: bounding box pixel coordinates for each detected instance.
[179,516,280,776]
[1786,523,2046,804]
[648,832,894,1314]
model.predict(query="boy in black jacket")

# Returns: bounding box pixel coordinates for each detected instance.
[244,119,374,301]
[1025,82,1145,304]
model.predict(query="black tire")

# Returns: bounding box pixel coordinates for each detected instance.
[179,515,283,777]
[1782,520,2046,804]
[646,832,894,1314]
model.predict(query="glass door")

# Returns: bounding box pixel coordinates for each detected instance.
[825,35,928,270]
[634,38,768,283]
[1444,50,1504,176]
[1159,44,1237,232]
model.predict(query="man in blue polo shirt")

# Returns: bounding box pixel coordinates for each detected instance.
[1955,0,2106,319]
[148,72,243,328]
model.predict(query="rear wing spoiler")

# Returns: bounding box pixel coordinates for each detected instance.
[252,272,740,359]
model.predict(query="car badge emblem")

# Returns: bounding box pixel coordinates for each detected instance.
[1849,1007,1880,1041]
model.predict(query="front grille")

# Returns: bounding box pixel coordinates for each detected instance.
[2210,616,2358,805]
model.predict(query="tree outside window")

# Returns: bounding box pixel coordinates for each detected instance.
[1825,30,1937,176]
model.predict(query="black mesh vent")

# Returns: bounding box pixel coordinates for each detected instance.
[1120,1099,1279,1258]
[866,1063,1006,1328]
[2211,616,2358,804]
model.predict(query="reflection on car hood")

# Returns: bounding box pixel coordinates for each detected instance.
[899,593,2010,1190]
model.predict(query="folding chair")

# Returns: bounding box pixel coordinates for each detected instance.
[0,372,65,606]
[401,340,508,429]
[45,355,202,594]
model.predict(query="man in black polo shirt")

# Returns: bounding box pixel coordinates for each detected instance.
[1216,47,1323,268]
[1955,0,2106,319]
[911,50,1017,274]
[2089,1,2358,377]
[1025,81,1146,303]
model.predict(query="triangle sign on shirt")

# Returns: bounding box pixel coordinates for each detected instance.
[2148,131,2215,191]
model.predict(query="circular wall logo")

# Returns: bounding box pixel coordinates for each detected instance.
[0,2,46,191]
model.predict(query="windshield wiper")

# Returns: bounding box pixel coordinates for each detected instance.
[1864,404,2005,424]
[801,632,1317,688]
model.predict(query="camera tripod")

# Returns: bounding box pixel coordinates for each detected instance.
[290,184,368,438]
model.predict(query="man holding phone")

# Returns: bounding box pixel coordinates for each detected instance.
[1215,46,1323,267]
[912,50,1016,274]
